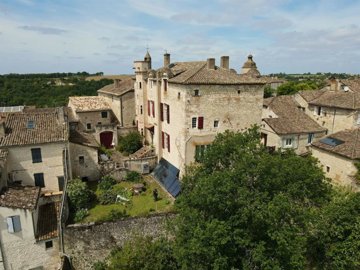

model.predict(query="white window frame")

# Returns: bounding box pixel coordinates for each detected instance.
[191,117,197,128]
[7,215,21,233]
[283,137,295,148]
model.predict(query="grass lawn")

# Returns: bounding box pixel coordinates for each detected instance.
[83,175,174,222]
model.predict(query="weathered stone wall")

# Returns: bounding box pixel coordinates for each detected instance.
[64,213,175,270]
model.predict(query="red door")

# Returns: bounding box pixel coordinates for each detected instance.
[100,131,113,149]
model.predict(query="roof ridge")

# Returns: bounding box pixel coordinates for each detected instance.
[183,63,207,83]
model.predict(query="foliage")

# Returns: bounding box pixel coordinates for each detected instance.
[125,171,142,182]
[98,175,116,191]
[99,145,112,157]
[117,132,143,154]
[276,80,321,96]
[93,261,107,270]
[107,209,129,220]
[263,85,274,98]
[173,127,332,270]
[0,74,112,107]
[308,191,360,270]
[74,208,89,223]
[105,236,178,270]
[98,189,117,205]
[67,178,94,211]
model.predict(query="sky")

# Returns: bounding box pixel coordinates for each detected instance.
[0,0,359,75]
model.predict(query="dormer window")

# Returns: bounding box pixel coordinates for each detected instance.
[27,120,35,129]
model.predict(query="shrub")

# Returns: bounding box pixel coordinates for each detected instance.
[98,189,117,205]
[125,171,142,182]
[93,261,107,270]
[117,131,143,154]
[107,209,129,220]
[67,178,94,210]
[74,208,89,223]
[98,175,116,191]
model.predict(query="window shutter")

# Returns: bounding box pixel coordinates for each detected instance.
[160,103,164,121]
[147,100,150,116]
[152,101,155,117]
[13,216,21,232]
[167,104,170,124]
[198,117,204,129]
[7,217,14,233]
[164,79,168,91]
[161,132,164,148]
[167,134,170,152]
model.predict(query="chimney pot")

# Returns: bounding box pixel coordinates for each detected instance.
[164,53,170,67]
[207,58,215,69]
[220,56,229,69]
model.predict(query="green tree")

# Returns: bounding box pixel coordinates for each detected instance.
[263,85,274,98]
[174,127,332,270]
[117,131,143,154]
[67,178,94,210]
[107,236,178,270]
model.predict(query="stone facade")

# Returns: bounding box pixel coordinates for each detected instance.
[311,147,359,191]
[6,142,67,192]
[0,206,60,270]
[64,213,175,270]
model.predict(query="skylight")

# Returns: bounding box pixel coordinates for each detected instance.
[320,137,344,147]
[27,120,35,129]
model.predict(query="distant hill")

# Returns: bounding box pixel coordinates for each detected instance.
[86,74,133,81]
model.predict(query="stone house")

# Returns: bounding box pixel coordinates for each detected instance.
[134,52,265,195]
[261,95,327,155]
[0,108,69,192]
[311,128,360,191]
[97,76,136,129]
[295,78,360,134]
[68,96,118,148]
[0,186,61,270]
[69,129,100,181]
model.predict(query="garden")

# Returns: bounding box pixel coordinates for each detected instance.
[67,172,174,223]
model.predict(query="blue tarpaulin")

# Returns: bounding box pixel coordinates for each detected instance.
[152,158,181,197]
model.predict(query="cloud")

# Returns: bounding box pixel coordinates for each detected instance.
[18,25,67,35]
[98,36,110,41]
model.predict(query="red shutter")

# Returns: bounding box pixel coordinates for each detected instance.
[167,134,170,152]
[147,100,150,116]
[160,103,164,121]
[161,132,164,148]
[152,101,155,117]
[167,104,170,124]
[198,117,204,129]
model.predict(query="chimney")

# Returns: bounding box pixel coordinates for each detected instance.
[220,56,229,69]
[329,77,338,91]
[114,79,120,88]
[207,58,215,69]
[164,53,170,67]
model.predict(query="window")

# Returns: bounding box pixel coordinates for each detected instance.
[97,122,102,125]
[27,120,35,129]
[31,148,42,163]
[178,92,181,99]
[163,104,170,124]
[308,133,314,144]
[58,176,64,191]
[195,145,209,162]
[79,156,84,165]
[194,89,200,96]
[214,120,219,128]
[192,117,197,128]
[34,173,45,187]
[101,111,108,118]
[162,132,170,152]
[326,166,330,173]
[163,79,168,91]
[285,138,292,146]
[139,82,142,89]
[86,123,92,130]
[140,105,143,115]
[152,101,155,117]
[7,215,21,233]
[45,240,53,249]
[283,138,294,148]
[198,117,204,129]
[316,106,322,116]
[147,100,150,116]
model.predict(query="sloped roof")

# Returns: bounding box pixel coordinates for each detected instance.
[312,128,360,159]
[309,91,360,110]
[339,79,360,93]
[298,88,327,102]
[97,77,134,96]
[0,108,68,147]
[0,186,40,210]
[36,201,60,241]
[69,96,111,112]
[263,95,326,135]
[69,130,98,148]
[156,61,265,85]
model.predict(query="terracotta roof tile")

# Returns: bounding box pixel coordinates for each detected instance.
[69,96,111,112]
[36,201,60,241]
[312,128,360,159]
[0,186,40,210]
[263,95,326,135]
[309,91,360,110]
[97,77,134,96]
[0,108,68,147]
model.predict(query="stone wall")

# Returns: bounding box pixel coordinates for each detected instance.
[63,213,175,270]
